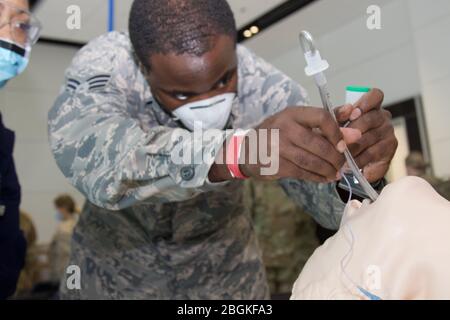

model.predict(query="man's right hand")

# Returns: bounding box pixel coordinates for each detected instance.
[239,106,362,183]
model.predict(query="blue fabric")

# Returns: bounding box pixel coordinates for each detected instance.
[0,44,29,88]
[108,0,115,32]
[0,112,26,299]
[358,286,382,300]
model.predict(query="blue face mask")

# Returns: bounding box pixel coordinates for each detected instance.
[55,211,63,222]
[0,39,29,89]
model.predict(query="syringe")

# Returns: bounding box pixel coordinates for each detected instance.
[299,31,379,202]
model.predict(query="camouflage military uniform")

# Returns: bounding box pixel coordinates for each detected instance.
[48,32,346,299]
[244,180,319,295]
[48,216,78,283]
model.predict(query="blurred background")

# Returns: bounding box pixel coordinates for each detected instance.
[2,0,449,298]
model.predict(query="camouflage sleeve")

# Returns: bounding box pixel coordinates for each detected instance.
[242,46,346,229]
[48,34,229,211]
[279,180,345,230]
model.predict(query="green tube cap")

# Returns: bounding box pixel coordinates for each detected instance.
[346,86,371,93]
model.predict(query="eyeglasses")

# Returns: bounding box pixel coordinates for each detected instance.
[0,0,42,47]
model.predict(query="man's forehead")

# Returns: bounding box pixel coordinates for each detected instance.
[148,36,237,90]
[149,36,235,68]
[151,51,233,76]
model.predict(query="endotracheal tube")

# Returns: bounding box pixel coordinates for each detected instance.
[298,30,379,202]
[299,30,382,300]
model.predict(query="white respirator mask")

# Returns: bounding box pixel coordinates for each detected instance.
[172,92,235,131]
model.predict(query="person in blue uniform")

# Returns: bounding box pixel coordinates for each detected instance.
[0,0,41,299]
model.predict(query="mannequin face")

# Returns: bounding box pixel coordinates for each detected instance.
[291,176,450,300]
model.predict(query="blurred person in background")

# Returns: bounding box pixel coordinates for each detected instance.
[0,0,41,299]
[405,151,450,201]
[14,210,39,297]
[405,151,442,188]
[436,180,450,201]
[48,194,79,284]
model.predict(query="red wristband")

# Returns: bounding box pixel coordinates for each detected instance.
[226,130,250,180]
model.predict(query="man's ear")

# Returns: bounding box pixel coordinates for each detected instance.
[138,61,150,77]
[133,51,150,77]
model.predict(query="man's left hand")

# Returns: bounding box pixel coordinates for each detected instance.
[335,88,398,182]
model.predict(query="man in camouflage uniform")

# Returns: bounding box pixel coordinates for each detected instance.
[244,180,319,295]
[48,0,397,299]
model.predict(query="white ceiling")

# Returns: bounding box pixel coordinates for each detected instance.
[244,0,392,62]
[35,0,287,43]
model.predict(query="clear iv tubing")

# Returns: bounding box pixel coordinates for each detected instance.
[340,174,382,300]
[340,174,360,294]
[299,31,379,202]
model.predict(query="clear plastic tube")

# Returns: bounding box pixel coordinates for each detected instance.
[340,171,359,290]
[316,80,379,202]
[299,30,379,202]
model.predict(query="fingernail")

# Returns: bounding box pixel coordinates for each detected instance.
[345,103,353,110]
[340,104,352,113]
[341,127,362,142]
[350,108,362,121]
[337,140,347,153]
[336,171,342,181]
[362,167,371,180]
[349,128,362,140]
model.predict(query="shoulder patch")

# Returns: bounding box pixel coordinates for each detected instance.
[66,78,81,93]
[87,74,111,91]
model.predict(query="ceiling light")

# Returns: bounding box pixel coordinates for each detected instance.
[250,26,259,34]
[243,30,252,38]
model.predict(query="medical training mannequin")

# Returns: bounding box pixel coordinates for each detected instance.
[291,176,450,300]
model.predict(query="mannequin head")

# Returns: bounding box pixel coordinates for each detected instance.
[291,176,450,300]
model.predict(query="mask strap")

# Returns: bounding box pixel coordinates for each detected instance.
[151,95,183,124]
[0,39,26,57]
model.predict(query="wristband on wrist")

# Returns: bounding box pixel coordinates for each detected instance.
[226,129,250,180]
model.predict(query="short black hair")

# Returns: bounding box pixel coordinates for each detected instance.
[29,0,40,11]
[129,0,237,68]
[54,194,77,214]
